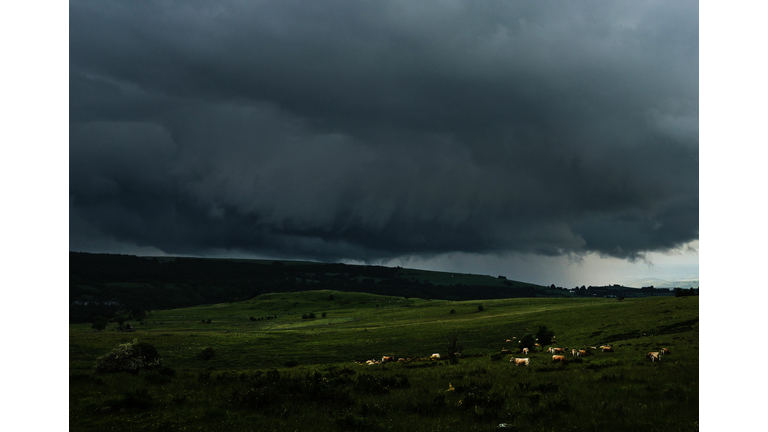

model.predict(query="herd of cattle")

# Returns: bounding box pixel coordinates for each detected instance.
[356,337,672,367]
[358,353,442,366]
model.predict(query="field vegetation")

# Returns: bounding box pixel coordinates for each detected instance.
[70,291,698,431]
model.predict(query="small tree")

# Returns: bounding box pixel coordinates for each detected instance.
[321,312,327,318]
[519,334,536,351]
[536,325,555,347]
[449,309,456,314]
[477,304,484,312]
[446,331,463,364]
[309,312,316,319]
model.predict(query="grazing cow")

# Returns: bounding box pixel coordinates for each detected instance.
[535,343,541,347]
[366,360,376,365]
[578,350,587,357]
[501,349,511,354]
[647,352,661,362]
[600,346,614,353]
[382,356,395,363]
[571,349,578,357]
[589,346,597,350]
[552,355,567,363]
[511,357,530,366]
[550,347,566,354]
[430,353,441,360]
[660,348,671,355]
[522,348,530,355]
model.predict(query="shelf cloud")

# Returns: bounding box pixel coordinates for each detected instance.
[70,0,698,265]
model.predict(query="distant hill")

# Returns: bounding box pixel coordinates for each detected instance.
[69,252,543,322]
[68,252,680,323]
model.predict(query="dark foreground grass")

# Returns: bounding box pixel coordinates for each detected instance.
[70,293,698,431]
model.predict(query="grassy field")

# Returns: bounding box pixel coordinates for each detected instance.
[70,291,698,431]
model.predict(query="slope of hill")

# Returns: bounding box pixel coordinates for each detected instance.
[69,252,679,323]
[69,293,699,431]
[69,252,543,322]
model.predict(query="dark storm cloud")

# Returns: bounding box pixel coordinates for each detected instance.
[69,0,698,262]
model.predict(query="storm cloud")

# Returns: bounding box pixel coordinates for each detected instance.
[70,0,698,264]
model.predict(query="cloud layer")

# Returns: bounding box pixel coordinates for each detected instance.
[70,0,698,263]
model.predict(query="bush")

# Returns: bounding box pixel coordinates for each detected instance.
[94,339,162,373]
[536,325,555,347]
[199,347,216,361]
[519,333,536,351]
[91,316,108,330]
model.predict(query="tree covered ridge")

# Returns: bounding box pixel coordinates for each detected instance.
[69,252,539,323]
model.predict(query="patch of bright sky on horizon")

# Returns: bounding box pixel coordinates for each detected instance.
[366,240,699,288]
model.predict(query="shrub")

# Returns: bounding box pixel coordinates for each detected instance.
[199,347,215,361]
[536,325,555,347]
[322,312,327,318]
[94,339,162,373]
[519,333,536,351]
[91,316,108,330]
[449,309,456,314]
[446,331,463,364]
[111,388,153,410]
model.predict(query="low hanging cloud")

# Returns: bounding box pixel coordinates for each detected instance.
[69,0,698,264]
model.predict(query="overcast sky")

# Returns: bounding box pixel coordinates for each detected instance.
[68,0,699,287]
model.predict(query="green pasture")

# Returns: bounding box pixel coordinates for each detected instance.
[70,291,698,431]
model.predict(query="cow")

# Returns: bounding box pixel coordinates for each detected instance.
[549,347,566,354]
[647,352,661,362]
[430,353,441,360]
[578,349,587,357]
[571,349,578,357]
[552,355,567,363]
[660,348,671,355]
[511,357,530,366]
[382,356,395,363]
[397,358,406,363]
[501,349,512,354]
[589,346,597,350]
[535,343,541,347]
[600,346,614,353]
[522,347,530,355]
